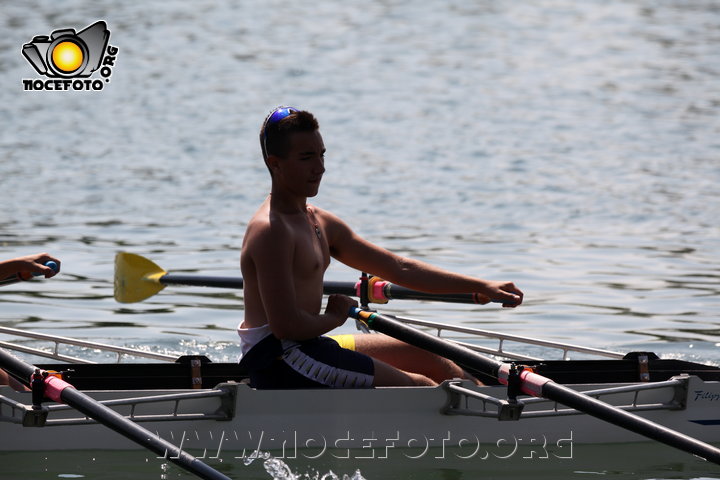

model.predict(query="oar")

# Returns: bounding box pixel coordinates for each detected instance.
[0,347,231,480]
[114,252,494,305]
[349,308,720,465]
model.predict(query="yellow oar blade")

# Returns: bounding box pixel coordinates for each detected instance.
[114,252,167,303]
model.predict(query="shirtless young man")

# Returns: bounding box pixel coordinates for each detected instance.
[238,107,523,389]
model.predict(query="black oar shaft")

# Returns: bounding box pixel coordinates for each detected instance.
[160,276,360,297]
[543,382,720,464]
[322,281,356,296]
[161,274,243,289]
[355,310,720,465]
[0,348,231,480]
[0,347,35,382]
[160,275,486,304]
[361,310,501,375]
[60,388,229,479]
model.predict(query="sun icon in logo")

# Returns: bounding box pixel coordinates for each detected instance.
[51,41,84,73]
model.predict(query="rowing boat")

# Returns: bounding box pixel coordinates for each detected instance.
[2,319,719,456]
[1,253,718,475]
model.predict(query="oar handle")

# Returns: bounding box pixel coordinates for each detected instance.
[0,261,59,287]
[32,261,59,277]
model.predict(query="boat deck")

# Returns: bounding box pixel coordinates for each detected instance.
[29,353,720,390]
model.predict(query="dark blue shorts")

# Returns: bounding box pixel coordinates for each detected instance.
[239,335,375,389]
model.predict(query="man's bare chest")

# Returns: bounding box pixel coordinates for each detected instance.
[292,212,330,278]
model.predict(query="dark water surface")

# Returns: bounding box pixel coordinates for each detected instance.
[0,1,718,478]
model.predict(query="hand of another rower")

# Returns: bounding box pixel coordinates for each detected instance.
[325,294,358,326]
[1,252,61,280]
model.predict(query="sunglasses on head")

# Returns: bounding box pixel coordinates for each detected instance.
[261,106,298,157]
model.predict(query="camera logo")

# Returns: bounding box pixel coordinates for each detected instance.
[22,21,118,91]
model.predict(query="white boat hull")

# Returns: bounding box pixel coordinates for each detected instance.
[2,376,718,455]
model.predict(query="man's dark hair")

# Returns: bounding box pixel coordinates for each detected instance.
[260,109,319,176]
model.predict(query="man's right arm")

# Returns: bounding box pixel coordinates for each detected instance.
[250,222,355,340]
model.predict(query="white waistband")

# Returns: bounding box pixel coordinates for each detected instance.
[237,323,273,359]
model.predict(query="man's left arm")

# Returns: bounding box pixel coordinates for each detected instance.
[321,209,523,307]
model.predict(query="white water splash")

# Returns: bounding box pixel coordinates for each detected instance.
[242,450,366,480]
